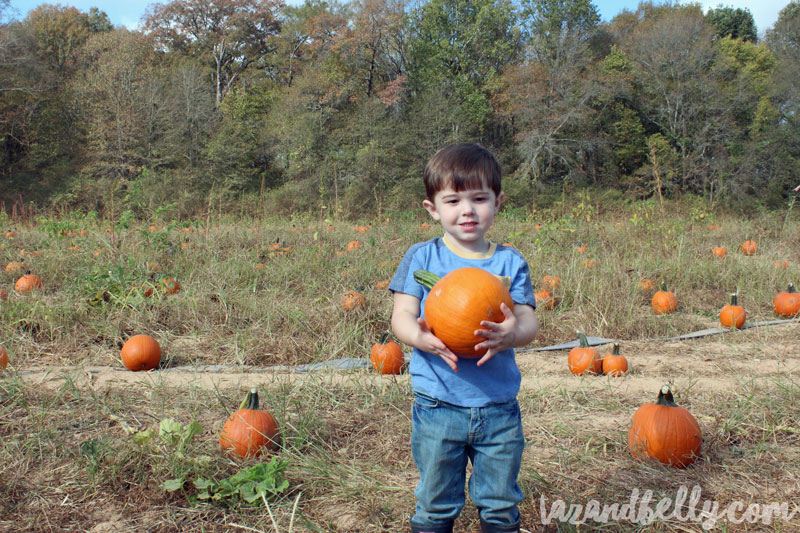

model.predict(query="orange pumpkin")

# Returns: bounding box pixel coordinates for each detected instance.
[414,268,513,358]
[346,240,361,252]
[711,247,726,258]
[638,278,655,293]
[602,343,628,376]
[5,261,24,273]
[651,283,678,315]
[719,293,746,329]
[15,271,43,293]
[220,388,279,458]
[534,285,557,310]
[0,345,8,369]
[773,260,788,269]
[773,283,800,318]
[342,289,364,311]
[370,333,405,375]
[375,280,390,290]
[628,385,702,468]
[541,275,561,290]
[121,334,161,371]
[568,331,602,375]
[741,240,757,255]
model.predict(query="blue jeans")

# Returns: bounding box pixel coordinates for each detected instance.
[410,392,525,530]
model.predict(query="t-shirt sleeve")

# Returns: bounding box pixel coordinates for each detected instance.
[389,242,426,299]
[509,254,536,309]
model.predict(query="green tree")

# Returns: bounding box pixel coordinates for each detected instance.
[407,0,520,135]
[706,5,757,42]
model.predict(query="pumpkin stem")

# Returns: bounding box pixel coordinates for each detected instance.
[242,388,259,410]
[378,331,391,344]
[576,330,589,348]
[787,283,795,294]
[612,343,620,356]
[660,282,668,292]
[414,270,442,289]
[729,293,738,306]
[656,385,678,407]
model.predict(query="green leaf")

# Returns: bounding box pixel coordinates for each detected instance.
[162,478,185,492]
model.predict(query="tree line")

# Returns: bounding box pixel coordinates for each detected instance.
[1,0,798,218]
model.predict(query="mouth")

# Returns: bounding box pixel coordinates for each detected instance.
[460,222,478,230]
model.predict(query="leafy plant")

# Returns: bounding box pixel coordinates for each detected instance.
[190,458,290,504]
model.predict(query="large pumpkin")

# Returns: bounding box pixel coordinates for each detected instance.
[719,293,746,329]
[414,268,513,358]
[121,334,162,371]
[370,332,405,375]
[0,345,8,369]
[220,388,280,458]
[773,283,800,318]
[628,385,702,468]
[567,331,602,375]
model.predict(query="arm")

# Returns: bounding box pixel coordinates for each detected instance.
[474,303,539,366]
[391,291,460,372]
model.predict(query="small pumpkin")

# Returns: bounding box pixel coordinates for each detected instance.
[220,388,280,458]
[5,261,24,273]
[773,283,800,318]
[370,332,405,375]
[15,271,43,293]
[414,268,513,358]
[161,276,180,294]
[0,345,8,369]
[773,260,788,270]
[711,247,726,258]
[533,285,556,310]
[346,240,361,252]
[602,343,628,376]
[342,289,365,311]
[121,334,161,371]
[651,283,678,315]
[719,292,746,329]
[375,280,390,290]
[628,385,702,468]
[741,240,757,256]
[541,275,561,290]
[638,278,655,293]
[568,331,602,375]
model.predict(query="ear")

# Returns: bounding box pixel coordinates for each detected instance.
[494,191,505,210]
[423,199,441,221]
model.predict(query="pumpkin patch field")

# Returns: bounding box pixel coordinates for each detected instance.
[1,201,799,532]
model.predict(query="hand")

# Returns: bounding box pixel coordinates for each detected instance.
[474,303,518,366]
[416,317,460,372]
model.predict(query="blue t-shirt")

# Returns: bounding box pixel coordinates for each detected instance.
[389,235,536,407]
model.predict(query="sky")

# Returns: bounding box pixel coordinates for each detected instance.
[5,0,790,36]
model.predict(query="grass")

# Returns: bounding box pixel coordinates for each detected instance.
[0,197,799,531]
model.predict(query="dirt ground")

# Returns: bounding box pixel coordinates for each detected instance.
[8,320,800,532]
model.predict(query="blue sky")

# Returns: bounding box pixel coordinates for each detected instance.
[5,0,790,35]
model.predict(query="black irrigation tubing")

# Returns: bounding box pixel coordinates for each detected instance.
[522,317,800,352]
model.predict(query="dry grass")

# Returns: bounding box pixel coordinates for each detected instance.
[1,197,799,531]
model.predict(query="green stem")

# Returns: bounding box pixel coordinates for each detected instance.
[242,388,259,410]
[576,331,589,348]
[414,270,441,289]
[656,385,678,407]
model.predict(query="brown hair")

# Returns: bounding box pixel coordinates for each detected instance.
[423,143,502,201]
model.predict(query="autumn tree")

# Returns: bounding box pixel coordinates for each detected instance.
[144,0,284,104]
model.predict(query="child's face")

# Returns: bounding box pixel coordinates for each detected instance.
[423,183,503,252]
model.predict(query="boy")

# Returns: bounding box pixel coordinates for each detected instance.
[389,143,539,533]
